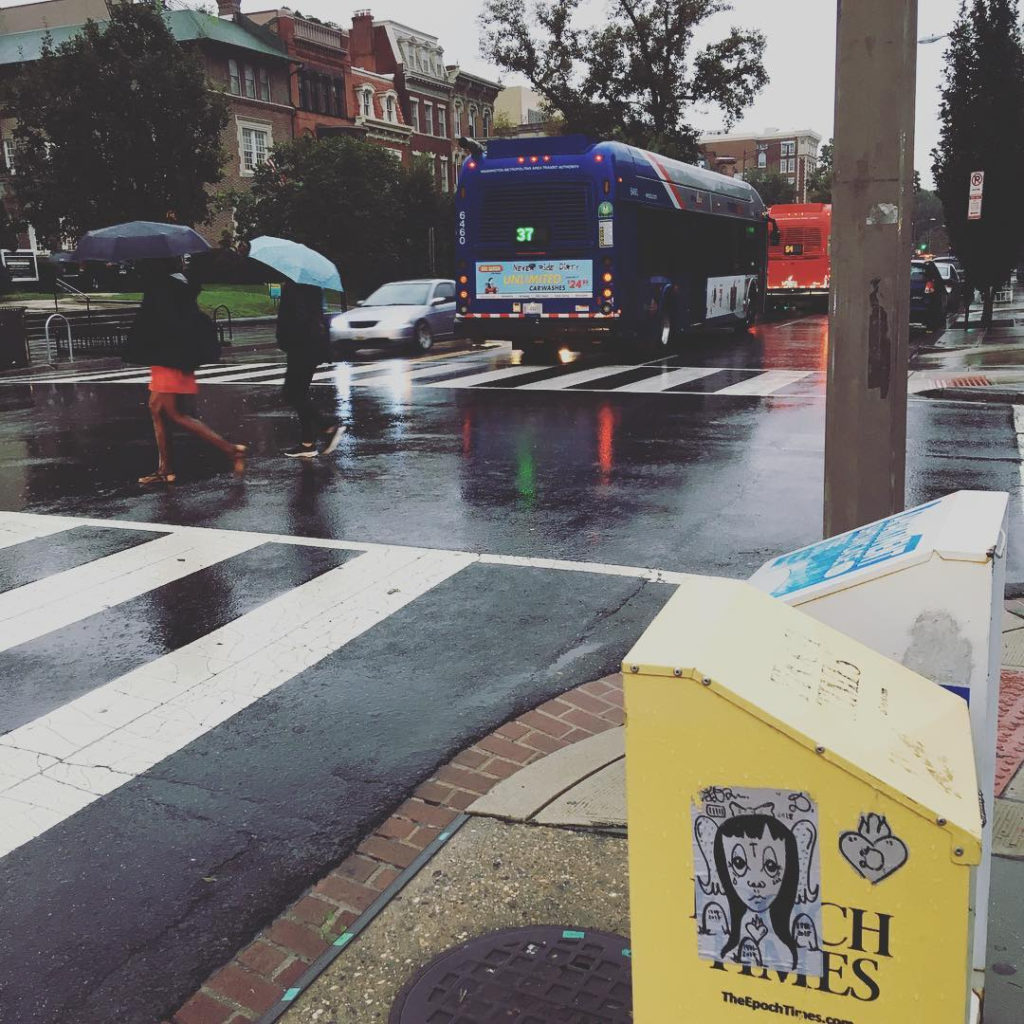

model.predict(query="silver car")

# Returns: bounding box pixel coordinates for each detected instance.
[329,279,457,354]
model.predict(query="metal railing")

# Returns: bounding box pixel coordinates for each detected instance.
[44,313,72,364]
[294,18,344,49]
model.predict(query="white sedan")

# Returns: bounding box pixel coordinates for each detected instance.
[329,279,458,354]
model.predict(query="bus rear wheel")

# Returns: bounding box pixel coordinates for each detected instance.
[735,288,758,334]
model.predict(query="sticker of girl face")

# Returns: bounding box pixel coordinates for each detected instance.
[713,814,800,970]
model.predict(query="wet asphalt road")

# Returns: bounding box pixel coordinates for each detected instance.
[0,314,1021,1023]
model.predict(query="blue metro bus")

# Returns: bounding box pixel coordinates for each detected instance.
[454,135,770,359]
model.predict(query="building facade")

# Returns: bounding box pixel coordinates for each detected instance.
[0,0,294,248]
[493,85,549,138]
[697,129,822,202]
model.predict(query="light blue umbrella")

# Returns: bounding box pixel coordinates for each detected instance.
[248,236,343,292]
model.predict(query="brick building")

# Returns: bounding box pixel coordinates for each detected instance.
[0,0,293,248]
[697,128,822,202]
[449,67,501,172]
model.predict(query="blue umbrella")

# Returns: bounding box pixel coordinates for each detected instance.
[75,221,211,261]
[249,236,343,292]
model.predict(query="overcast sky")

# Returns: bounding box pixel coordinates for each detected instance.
[0,0,966,184]
[258,0,963,186]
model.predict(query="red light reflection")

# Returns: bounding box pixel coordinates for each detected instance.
[597,404,616,484]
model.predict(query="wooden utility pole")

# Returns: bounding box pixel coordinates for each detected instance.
[824,1,918,536]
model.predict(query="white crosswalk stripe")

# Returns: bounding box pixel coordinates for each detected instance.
[0,544,470,858]
[0,359,827,397]
[0,528,261,653]
[0,512,688,858]
[714,370,814,396]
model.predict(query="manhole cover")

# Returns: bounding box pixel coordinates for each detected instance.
[389,925,632,1023]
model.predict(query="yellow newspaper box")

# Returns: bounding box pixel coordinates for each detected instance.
[624,576,981,1024]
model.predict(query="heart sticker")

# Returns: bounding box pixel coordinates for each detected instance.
[839,813,909,884]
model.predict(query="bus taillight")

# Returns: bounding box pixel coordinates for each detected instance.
[602,272,613,283]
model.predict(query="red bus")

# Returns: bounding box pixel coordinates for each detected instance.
[767,203,831,308]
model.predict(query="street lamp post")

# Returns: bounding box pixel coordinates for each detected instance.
[824,1,919,537]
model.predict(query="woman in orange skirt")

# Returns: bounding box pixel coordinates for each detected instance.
[128,267,246,485]
[141,364,246,485]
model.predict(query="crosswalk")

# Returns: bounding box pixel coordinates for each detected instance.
[0,511,683,861]
[1,357,825,398]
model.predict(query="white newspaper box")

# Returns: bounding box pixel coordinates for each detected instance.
[749,490,1008,1003]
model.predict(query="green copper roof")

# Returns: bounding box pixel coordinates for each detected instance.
[0,9,288,67]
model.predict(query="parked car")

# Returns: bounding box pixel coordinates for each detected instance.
[933,261,963,313]
[329,279,457,354]
[910,259,948,331]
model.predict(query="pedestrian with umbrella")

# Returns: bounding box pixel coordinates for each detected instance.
[78,222,247,484]
[249,236,344,458]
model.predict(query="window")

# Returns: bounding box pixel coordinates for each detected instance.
[424,101,433,135]
[434,281,455,301]
[781,140,795,157]
[2,139,14,173]
[411,98,420,133]
[228,59,241,95]
[244,64,256,99]
[385,94,396,123]
[359,88,372,118]
[440,156,450,193]
[467,106,476,137]
[332,79,344,117]
[482,108,490,138]
[454,104,462,137]
[298,74,309,110]
[258,67,270,102]
[317,77,329,113]
[757,151,766,169]
[438,106,447,139]
[238,119,271,175]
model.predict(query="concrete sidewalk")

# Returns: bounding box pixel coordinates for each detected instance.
[259,608,1024,1024]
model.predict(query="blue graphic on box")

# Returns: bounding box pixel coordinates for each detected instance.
[767,501,940,597]
[475,259,593,300]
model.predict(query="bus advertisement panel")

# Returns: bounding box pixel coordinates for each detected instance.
[767,203,832,308]
[454,136,768,359]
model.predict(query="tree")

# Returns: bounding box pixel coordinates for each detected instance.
[479,0,767,161]
[4,2,228,246]
[806,139,833,203]
[932,0,1024,324]
[912,186,950,255]
[742,169,796,206]
[233,136,453,298]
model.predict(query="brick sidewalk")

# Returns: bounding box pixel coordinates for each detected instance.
[170,676,625,1024]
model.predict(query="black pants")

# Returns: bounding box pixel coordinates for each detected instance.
[282,353,326,444]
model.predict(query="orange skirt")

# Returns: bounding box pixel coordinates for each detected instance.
[149,366,198,395]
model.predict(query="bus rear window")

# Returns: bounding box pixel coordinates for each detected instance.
[480,181,592,250]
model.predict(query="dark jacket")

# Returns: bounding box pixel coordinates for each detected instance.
[276,282,328,361]
[125,274,213,371]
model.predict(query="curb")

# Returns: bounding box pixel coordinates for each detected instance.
[169,675,625,1024]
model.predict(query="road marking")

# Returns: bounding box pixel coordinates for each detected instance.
[0,545,470,858]
[613,367,722,393]
[425,365,550,388]
[516,365,635,390]
[0,511,75,552]
[0,528,260,653]
[714,370,813,396]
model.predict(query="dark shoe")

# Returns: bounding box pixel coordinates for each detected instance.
[283,443,317,458]
[319,423,346,456]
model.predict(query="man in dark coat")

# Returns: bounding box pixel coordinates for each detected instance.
[276,281,343,457]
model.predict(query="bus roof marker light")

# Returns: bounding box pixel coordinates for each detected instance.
[594,154,604,163]
[543,155,551,162]
[529,155,539,163]
[467,161,477,170]
[517,156,526,164]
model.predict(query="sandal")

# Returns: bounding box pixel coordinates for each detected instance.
[139,471,176,486]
